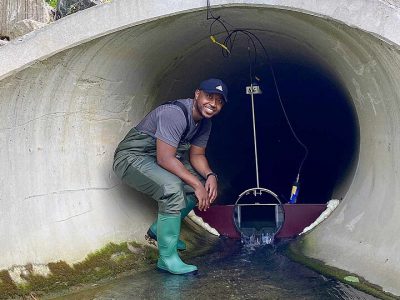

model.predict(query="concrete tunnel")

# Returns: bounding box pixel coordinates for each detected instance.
[1,0,400,296]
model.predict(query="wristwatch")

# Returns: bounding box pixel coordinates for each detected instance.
[206,172,218,181]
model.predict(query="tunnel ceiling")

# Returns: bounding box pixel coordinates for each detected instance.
[10,5,364,204]
[52,6,361,204]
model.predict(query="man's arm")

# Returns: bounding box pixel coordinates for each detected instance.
[189,145,218,203]
[156,139,210,211]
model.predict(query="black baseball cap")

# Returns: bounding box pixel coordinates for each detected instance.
[199,78,228,103]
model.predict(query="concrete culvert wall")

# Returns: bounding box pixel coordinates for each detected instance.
[1,0,400,296]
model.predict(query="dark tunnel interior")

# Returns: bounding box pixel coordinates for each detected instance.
[206,61,359,205]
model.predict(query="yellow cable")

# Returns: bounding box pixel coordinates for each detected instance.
[210,36,230,53]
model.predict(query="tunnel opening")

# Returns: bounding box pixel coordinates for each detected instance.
[207,61,359,206]
[147,7,361,238]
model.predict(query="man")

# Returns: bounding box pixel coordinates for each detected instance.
[113,78,228,275]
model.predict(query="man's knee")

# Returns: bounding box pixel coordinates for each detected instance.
[157,181,186,214]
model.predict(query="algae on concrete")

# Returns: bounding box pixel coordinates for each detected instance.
[0,241,158,299]
[287,238,400,300]
[0,271,19,299]
[0,221,218,299]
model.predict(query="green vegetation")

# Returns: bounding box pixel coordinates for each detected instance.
[0,222,216,299]
[0,242,158,299]
[45,0,58,8]
[0,271,19,299]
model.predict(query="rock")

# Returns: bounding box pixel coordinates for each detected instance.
[0,0,53,38]
[127,242,143,254]
[8,266,28,285]
[0,39,9,47]
[32,264,51,277]
[44,2,56,21]
[110,251,128,262]
[56,0,103,19]
[10,19,47,39]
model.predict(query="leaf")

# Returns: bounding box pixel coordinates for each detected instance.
[344,275,360,283]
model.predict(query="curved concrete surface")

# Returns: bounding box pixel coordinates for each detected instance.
[1,0,400,295]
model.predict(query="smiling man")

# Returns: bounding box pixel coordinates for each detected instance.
[113,78,228,275]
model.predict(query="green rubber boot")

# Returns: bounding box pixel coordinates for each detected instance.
[156,213,198,274]
[147,195,196,251]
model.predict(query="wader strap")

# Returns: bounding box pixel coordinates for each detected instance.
[163,101,204,143]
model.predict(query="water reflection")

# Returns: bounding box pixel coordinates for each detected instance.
[54,239,377,300]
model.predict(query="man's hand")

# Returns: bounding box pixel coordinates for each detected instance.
[205,176,218,203]
[194,183,210,211]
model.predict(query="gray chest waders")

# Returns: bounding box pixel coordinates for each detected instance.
[115,129,202,215]
[113,129,201,274]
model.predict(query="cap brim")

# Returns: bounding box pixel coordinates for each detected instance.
[201,89,228,103]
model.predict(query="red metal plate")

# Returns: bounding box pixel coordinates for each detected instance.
[276,204,327,238]
[194,205,240,238]
[194,203,327,239]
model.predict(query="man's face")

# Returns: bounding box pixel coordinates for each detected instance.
[194,90,225,119]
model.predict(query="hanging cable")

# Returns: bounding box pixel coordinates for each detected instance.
[205,1,309,201]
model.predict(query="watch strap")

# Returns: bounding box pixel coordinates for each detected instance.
[206,172,218,181]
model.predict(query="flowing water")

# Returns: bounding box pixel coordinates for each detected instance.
[53,237,377,300]
[241,230,275,246]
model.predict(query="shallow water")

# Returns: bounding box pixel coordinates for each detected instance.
[53,238,377,300]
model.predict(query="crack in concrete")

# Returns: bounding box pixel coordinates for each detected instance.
[24,184,121,200]
[55,209,92,223]
[0,111,129,131]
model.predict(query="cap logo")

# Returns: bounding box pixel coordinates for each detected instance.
[216,85,223,91]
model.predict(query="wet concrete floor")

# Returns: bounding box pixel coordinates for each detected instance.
[52,238,377,300]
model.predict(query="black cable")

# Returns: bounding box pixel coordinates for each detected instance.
[206,0,309,179]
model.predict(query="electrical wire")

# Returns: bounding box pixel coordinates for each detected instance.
[206,0,309,179]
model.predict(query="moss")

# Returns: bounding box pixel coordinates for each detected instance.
[0,270,19,299]
[0,241,158,299]
[287,239,400,300]
[180,219,220,257]
[0,221,217,299]
[45,0,57,8]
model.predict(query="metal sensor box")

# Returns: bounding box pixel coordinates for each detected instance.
[246,85,262,94]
